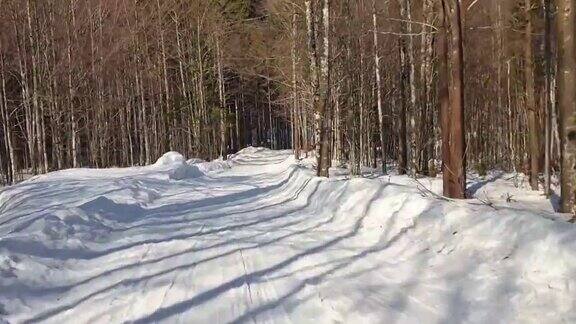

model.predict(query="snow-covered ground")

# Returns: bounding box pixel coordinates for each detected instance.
[0,147,575,323]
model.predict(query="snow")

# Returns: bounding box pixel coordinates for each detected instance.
[154,152,188,167]
[0,148,575,323]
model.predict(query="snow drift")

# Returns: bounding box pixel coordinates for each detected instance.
[153,152,203,180]
[0,148,574,323]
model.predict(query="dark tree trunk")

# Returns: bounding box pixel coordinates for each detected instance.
[558,0,576,218]
[543,0,552,197]
[525,0,540,191]
[441,0,466,199]
[398,38,408,175]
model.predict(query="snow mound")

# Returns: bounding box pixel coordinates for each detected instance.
[187,158,205,164]
[196,160,231,174]
[169,163,204,180]
[154,151,186,167]
[169,158,230,180]
[235,146,264,155]
[152,152,205,180]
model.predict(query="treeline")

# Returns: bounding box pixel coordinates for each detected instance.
[261,0,574,215]
[0,0,291,184]
[0,0,575,217]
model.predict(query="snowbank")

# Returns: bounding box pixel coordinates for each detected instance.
[0,147,574,323]
[152,152,202,180]
[187,158,205,164]
[153,152,230,180]
[195,160,231,174]
[153,151,187,167]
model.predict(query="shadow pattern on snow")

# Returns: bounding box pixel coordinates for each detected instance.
[0,148,574,324]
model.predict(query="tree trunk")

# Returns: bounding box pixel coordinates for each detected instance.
[525,0,540,191]
[442,0,466,199]
[292,8,301,160]
[398,38,408,175]
[558,0,576,217]
[420,0,435,174]
[0,41,16,184]
[67,0,78,168]
[305,0,328,176]
[399,0,418,175]
[373,0,387,174]
[439,8,451,195]
[317,0,331,177]
[175,12,189,154]
[543,0,552,197]
[216,38,227,160]
[0,58,9,183]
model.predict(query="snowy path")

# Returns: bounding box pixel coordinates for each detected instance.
[0,148,575,323]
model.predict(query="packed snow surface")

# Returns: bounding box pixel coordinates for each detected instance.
[0,147,575,323]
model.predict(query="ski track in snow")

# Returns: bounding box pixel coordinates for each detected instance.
[0,147,575,323]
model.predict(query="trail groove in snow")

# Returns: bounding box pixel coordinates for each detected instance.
[0,147,575,323]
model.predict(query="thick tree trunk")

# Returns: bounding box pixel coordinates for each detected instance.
[543,0,552,197]
[442,0,466,199]
[439,11,451,196]
[558,0,576,217]
[306,0,329,176]
[317,0,331,177]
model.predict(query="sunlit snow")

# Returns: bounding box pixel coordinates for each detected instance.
[0,148,574,323]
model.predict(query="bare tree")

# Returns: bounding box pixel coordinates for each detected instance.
[441,0,466,199]
[558,0,576,218]
[525,0,540,191]
[373,0,386,174]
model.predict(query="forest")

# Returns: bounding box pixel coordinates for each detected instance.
[0,0,574,218]
[1,0,576,322]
